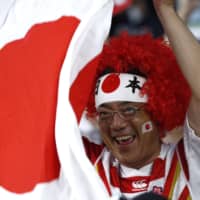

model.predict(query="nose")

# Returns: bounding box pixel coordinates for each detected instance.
[110,112,127,130]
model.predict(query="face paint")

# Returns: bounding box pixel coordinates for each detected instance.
[141,121,153,134]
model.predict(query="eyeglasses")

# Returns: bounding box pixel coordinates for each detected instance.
[96,105,143,123]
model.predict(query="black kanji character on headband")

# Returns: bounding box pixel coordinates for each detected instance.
[125,76,141,93]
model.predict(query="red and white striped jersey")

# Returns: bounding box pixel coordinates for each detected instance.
[84,118,200,200]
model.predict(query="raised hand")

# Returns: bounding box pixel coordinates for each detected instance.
[177,0,200,21]
[153,0,200,137]
[153,0,174,7]
[152,0,175,23]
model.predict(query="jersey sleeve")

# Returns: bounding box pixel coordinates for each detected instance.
[182,116,200,198]
[82,136,104,164]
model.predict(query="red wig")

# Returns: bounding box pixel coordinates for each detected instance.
[86,33,191,132]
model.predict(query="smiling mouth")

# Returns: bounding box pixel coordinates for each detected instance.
[114,135,136,145]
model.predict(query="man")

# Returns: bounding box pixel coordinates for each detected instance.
[83,0,200,199]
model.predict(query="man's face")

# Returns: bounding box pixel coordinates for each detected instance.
[97,101,161,169]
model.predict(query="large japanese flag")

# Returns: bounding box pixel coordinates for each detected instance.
[0,0,113,199]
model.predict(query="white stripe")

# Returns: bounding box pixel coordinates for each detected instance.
[55,0,113,200]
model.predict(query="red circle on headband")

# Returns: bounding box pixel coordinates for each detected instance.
[102,74,120,93]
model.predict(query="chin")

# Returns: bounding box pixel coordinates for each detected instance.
[117,155,137,168]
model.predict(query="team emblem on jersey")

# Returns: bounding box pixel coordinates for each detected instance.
[132,179,148,190]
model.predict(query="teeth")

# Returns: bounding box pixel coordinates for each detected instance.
[116,135,133,141]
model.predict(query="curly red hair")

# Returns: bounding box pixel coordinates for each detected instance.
[86,33,191,131]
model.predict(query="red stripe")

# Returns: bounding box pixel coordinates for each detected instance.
[110,165,120,188]
[97,161,112,196]
[163,152,178,197]
[178,186,190,200]
[178,140,189,180]
[150,158,165,180]
[70,55,100,123]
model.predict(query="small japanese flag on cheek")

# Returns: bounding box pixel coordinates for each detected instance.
[142,121,153,134]
[95,73,148,108]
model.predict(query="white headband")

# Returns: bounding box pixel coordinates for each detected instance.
[95,73,148,108]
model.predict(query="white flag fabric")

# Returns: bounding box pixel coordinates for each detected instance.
[0,0,113,199]
[113,0,132,15]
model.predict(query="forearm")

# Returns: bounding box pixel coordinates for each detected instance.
[153,0,200,135]
[155,4,200,100]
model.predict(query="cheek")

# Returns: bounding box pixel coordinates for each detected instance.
[100,131,114,151]
[98,124,108,136]
[133,110,154,135]
[98,125,111,143]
